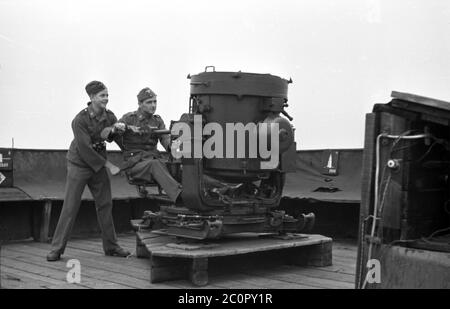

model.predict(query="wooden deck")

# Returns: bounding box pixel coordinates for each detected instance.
[0,233,357,289]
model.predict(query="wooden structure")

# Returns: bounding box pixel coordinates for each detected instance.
[1,233,356,289]
[135,231,332,286]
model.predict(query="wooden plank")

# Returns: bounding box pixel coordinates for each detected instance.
[206,277,268,289]
[316,261,356,275]
[2,251,150,289]
[278,265,355,284]
[1,266,82,289]
[334,254,357,262]
[0,256,117,289]
[21,241,155,274]
[244,266,354,289]
[332,243,358,258]
[166,278,231,289]
[4,243,182,289]
[333,250,357,260]
[1,267,85,289]
[2,249,134,289]
[207,253,355,285]
[168,275,265,289]
[7,239,173,289]
[139,232,332,259]
[196,270,321,289]
[6,244,151,281]
[214,271,320,289]
[7,244,152,282]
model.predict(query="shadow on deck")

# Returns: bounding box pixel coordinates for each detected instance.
[0,234,357,289]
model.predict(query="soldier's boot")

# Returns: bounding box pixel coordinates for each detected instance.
[105,246,131,257]
[46,250,62,262]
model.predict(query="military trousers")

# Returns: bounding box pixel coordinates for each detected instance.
[127,158,182,202]
[51,161,119,254]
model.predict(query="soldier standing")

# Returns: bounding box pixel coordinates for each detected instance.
[47,81,130,261]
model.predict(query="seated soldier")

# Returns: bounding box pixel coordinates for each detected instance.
[113,87,182,203]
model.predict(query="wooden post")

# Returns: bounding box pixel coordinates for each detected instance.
[39,200,52,243]
[189,257,208,286]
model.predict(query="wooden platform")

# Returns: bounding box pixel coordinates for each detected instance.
[136,231,333,286]
[0,233,357,289]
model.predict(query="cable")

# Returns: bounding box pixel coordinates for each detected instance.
[377,174,392,218]
[415,141,439,163]
[427,226,450,239]
[389,142,421,154]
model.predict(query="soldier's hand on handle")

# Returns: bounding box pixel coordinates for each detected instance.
[112,122,127,134]
[110,165,120,176]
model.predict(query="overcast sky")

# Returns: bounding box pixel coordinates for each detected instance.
[1,0,449,150]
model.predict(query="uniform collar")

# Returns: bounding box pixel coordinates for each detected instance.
[87,103,107,121]
[137,107,153,120]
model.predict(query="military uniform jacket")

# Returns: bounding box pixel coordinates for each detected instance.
[66,103,117,172]
[116,109,170,169]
